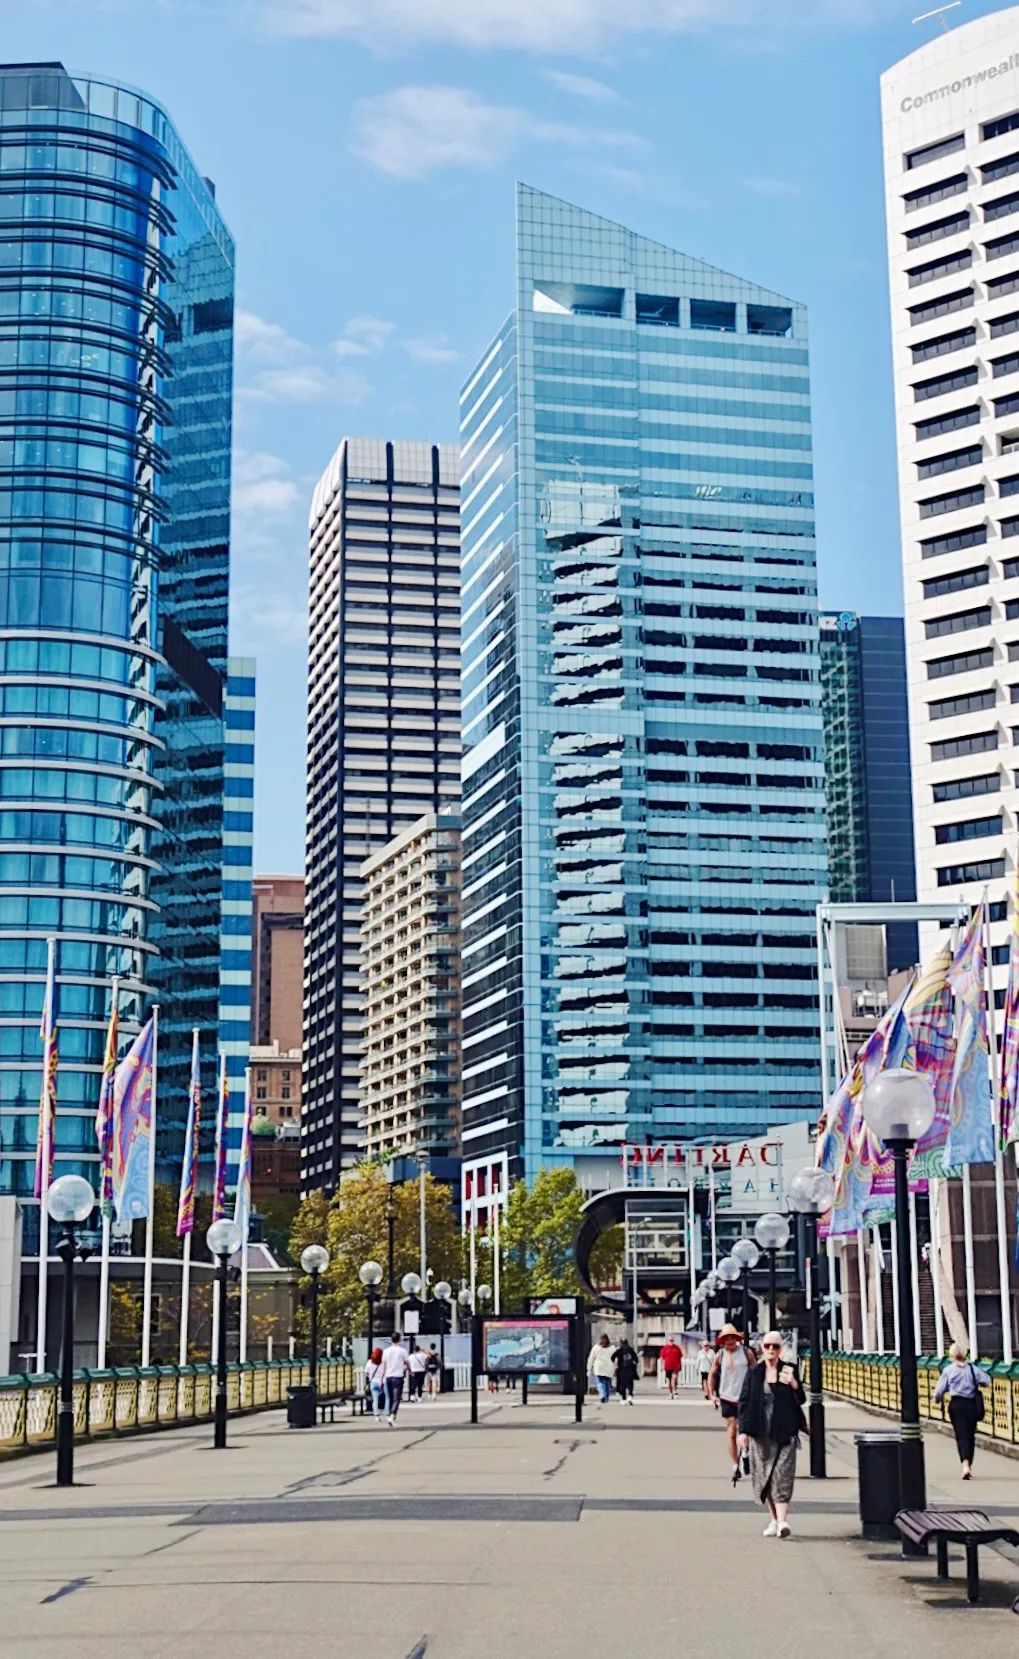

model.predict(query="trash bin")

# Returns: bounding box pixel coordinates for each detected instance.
[287,1384,315,1429]
[441,1364,455,1395]
[856,1430,901,1540]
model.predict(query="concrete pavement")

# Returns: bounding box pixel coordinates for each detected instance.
[0,1389,1017,1657]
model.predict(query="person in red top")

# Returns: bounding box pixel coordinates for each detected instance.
[661,1337,682,1399]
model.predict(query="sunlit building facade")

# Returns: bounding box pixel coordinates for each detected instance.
[459,186,826,1189]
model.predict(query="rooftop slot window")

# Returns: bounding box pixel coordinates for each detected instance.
[690,299,736,332]
[636,293,679,326]
[747,304,792,337]
[533,281,624,318]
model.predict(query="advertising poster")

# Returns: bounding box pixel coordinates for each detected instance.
[483,1318,572,1374]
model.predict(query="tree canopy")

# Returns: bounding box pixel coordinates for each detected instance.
[498,1167,622,1309]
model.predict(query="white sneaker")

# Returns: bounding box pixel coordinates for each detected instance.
[777,1523,791,1539]
[387,1415,395,1427]
[762,1521,778,1537]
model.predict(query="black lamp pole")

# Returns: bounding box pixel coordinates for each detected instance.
[804,1213,827,1479]
[366,1286,376,1354]
[55,1225,77,1487]
[890,1140,926,1512]
[767,1250,778,1334]
[740,1268,751,1337]
[386,1189,396,1299]
[213,1249,230,1449]
[308,1266,321,1402]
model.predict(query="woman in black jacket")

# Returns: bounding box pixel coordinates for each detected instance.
[737,1332,806,1539]
[614,1338,640,1404]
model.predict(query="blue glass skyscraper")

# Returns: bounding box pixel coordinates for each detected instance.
[0,64,241,1227]
[459,187,826,1187]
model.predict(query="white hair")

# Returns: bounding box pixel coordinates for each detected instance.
[949,1340,967,1363]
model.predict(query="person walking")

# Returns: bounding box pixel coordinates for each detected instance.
[407,1342,427,1402]
[933,1341,991,1479]
[587,1333,616,1404]
[364,1345,386,1423]
[698,1340,715,1400]
[614,1337,640,1405]
[737,1331,806,1539]
[661,1336,682,1399]
[425,1343,441,1400]
[379,1334,411,1426]
[709,1324,756,1483]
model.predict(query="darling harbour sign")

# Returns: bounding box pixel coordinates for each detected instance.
[901,52,1019,112]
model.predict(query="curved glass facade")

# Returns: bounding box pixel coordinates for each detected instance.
[0,64,235,1223]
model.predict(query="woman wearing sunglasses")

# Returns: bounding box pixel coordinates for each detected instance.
[737,1332,807,1539]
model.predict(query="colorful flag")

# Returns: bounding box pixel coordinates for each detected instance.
[848,979,914,1224]
[212,1054,229,1222]
[94,984,120,1218]
[944,903,995,1169]
[176,1030,202,1238]
[233,1070,252,1244]
[111,1018,155,1222]
[905,945,956,1180]
[817,980,913,1236]
[1000,864,1019,1149]
[33,944,58,1199]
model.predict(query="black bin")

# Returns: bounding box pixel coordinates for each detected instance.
[856,1430,901,1540]
[287,1384,315,1429]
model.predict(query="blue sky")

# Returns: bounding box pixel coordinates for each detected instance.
[6,0,1008,869]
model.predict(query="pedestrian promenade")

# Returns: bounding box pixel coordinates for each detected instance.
[1,1390,1016,1657]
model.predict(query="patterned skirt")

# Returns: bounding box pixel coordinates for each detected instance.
[750,1434,798,1506]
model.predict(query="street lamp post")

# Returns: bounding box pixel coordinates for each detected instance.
[862,1068,937,1516]
[359,1260,383,1351]
[48,1174,96,1488]
[731,1237,761,1337]
[754,1213,791,1332]
[206,1217,242,1449]
[716,1256,741,1324]
[434,1279,452,1382]
[300,1244,330,1407]
[385,1162,397,1299]
[788,1166,836,1479]
[416,1148,430,1296]
[400,1271,422,1341]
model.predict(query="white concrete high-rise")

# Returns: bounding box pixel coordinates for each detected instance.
[302,439,460,1194]
[883,10,1019,979]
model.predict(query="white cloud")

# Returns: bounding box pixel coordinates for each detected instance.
[351,84,640,179]
[404,334,461,365]
[234,308,307,367]
[262,0,896,52]
[235,308,373,403]
[542,69,620,101]
[332,313,396,356]
[233,449,302,515]
[241,363,371,403]
[231,583,309,649]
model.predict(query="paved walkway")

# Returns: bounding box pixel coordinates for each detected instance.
[1,1390,1017,1657]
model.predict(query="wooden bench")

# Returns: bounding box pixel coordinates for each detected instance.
[316,1391,362,1424]
[895,1508,1019,1603]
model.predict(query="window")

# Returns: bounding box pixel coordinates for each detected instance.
[919,524,988,558]
[912,326,976,363]
[928,688,996,719]
[988,271,1019,303]
[909,288,974,326]
[991,311,1019,341]
[1003,516,1019,539]
[747,304,792,336]
[906,132,965,169]
[996,393,1019,417]
[1004,557,1019,579]
[907,250,972,286]
[904,173,968,211]
[984,150,1019,183]
[636,293,679,327]
[984,110,1019,142]
[922,564,988,599]
[994,352,1019,378]
[281,1084,291,1100]
[986,231,1019,261]
[255,1085,267,1100]
[938,857,1005,886]
[256,1068,266,1082]
[927,647,993,679]
[917,444,982,479]
[1000,475,1019,497]
[533,280,623,317]
[935,814,1002,844]
[933,772,1000,802]
[906,211,969,248]
[919,484,984,517]
[930,729,997,761]
[925,605,991,638]
[1007,599,1019,620]
[987,189,1019,224]
[914,366,978,401]
[690,299,736,332]
[915,405,980,441]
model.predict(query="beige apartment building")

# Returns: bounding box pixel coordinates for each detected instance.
[359,813,461,1159]
[250,1041,302,1131]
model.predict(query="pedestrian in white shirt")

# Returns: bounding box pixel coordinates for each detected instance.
[407,1343,427,1402]
[379,1336,411,1426]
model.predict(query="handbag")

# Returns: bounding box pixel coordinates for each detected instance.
[968,1363,986,1421]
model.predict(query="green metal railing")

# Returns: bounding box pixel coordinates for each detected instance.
[823,1350,1019,1445]
[0,1358,355,1455]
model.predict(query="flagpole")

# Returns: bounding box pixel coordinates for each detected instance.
[96,974,119,1372]
[34,935,57,1374]
[708,1160,718,1270]
[890,1219,901,1354]
[872,1226,885,1351]
[177,1027,200,1369]
[211,1050,226,1365]
[238,1065,251,1363]
[141,1003,158,1368]
[856,1230,870,1351]
[908,1189,922,1355]
[961,1164,978,1353]
[929,1176,946,1357]
[984,902,1013,1363]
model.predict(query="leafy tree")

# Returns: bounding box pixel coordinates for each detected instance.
[288,1163,466,1343]
[499,1167,623,1309]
